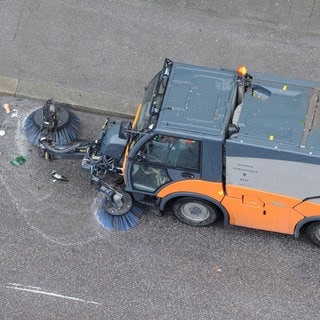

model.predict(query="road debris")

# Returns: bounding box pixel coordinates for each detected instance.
[11,155,27,166]
[51,171,68,182]
[213,265,222,272]
[11,109,18,117]
[3,103,11,113]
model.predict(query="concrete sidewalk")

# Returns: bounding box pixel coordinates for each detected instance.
[0,75,133,117]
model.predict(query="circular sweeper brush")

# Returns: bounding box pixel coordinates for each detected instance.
[24,99,80,146]
[96,192,143,231]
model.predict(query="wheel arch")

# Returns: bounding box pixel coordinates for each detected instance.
[158,192,229,226]
[294,216,320,238]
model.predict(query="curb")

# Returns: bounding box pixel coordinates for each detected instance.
[0,76,136,118]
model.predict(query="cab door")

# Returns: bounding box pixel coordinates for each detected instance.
[125,134,201,194]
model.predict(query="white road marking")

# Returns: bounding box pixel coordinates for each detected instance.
[9,283,42,290]
[5,283,102,305]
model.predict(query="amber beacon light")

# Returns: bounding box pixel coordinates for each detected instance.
[237,65,247,77]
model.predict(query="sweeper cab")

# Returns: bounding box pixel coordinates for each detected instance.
[24,58,320,247]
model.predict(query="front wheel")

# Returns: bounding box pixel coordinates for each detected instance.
[172,197,220,226]
[306,222,320,247]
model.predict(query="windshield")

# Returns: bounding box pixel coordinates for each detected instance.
[135,58,172,133]
[135,72,160,132]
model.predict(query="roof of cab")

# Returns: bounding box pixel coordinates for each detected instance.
[156,62,238,139]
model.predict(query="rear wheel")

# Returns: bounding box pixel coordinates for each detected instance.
[172,197,220,226]
[306,222,320,247]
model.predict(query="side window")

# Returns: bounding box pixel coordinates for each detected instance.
[141,135,200,171]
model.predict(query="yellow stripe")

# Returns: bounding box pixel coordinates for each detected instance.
[122,103,142,180]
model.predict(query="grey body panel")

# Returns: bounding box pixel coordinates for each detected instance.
[225,72,320,202]
[231,78,320,156]
[226,155,320,203]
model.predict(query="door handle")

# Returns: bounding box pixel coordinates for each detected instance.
[181,172,195,179]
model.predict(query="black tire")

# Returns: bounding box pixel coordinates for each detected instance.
[306,222,320,247]
[172,197,220,226]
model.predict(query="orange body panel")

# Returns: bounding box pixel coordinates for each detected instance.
[222,197,302,234]
[294,200,320,217]
[157,180,224,202]
[222,185,305,234]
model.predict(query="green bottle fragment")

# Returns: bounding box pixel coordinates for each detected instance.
[16,156,26,165]
[10,155,26,166]
[10,159,19,166]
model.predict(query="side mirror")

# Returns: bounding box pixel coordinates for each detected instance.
[118,121,132,140]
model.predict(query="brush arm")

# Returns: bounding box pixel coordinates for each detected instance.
[90,175,133,215]
[90,175,116,199]
[38,138,91,160]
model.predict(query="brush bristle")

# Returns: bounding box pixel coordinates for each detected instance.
[53,113,80,145]
[96,197,143,231]
[24,110,42,145]
[24,107,80,145]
